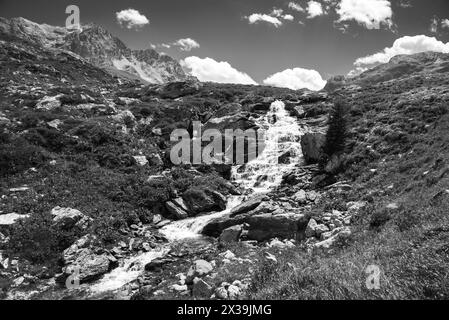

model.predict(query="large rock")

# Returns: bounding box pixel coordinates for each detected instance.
[165,200,189,220]
[230,195,267,217]
[219,225,243,244]
[51,207,90,229]
[246,213,308,242]
[301,133,326,164]
[186,260,213,284]
[203,214,252,238]
[61,235,114,283]
[182,189,226,215]
[0,213,29,226]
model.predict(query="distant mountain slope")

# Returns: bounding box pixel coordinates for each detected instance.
[325,51,449,91]
[0,17,188,84]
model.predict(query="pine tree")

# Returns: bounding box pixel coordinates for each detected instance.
[323,101,348,157]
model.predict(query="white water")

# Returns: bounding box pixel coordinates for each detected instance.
[89,100,304,295]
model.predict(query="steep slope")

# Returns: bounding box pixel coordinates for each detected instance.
[0,17,187,84]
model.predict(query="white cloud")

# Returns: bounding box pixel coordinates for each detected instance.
[336,0,393,30]
[352,35,449,73]
[246,13,283,27]
[443,19,449,29]
[116,9,149,30]
[181,56,257,85]
[271,8,284,17]
[283,14,295,21]
[173,38,200,52]
[263,67,327,91]
[288,2,305,12]
[307,1,324,18]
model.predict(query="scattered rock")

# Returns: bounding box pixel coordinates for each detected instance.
[314,227,352,251]
[133,156,148,166]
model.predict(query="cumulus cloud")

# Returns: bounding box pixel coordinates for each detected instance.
[263,67,327,91]
[307,1,325,18]
[181,56,257,85]
[173,38,200,52]
[246,13,283,27]
[283,14,295,21]
[336,0,393,30]
[116,9,149,30]
[351,35,449,74]
[288,2,305,12]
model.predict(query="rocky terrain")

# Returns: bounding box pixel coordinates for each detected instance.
[1,18,448,300]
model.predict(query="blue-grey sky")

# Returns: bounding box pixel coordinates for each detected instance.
[2,0,449,89]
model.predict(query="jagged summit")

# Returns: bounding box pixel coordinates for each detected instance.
[0,17,187,84]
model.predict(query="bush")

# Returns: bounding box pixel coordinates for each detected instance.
[0,136,47,176]
[8,212,78,264]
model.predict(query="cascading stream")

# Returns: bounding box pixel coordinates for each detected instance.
[89,100,305,296]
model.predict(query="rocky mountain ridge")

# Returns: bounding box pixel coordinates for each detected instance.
[0,17,188,84]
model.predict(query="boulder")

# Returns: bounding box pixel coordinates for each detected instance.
[203,214,251,238]
[62,249,111,283]
[51,207,90,229]
[301,133,326,164]
[182,189,226,215]
[0,213,29,226]
[227,285,241,300]
[165,201,189,220]
[293,190,307,204]
[246,213,308,242]
[61,235,113,283]
[219,225,243,244]
[186,260,213,284]
[230,196,267,217]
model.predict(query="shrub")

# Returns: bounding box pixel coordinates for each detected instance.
[8,212,78,264]
[0,136,47,176]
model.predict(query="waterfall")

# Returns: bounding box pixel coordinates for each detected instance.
[89,100,304,296]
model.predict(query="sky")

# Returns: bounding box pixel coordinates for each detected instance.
[1,0,449,90]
